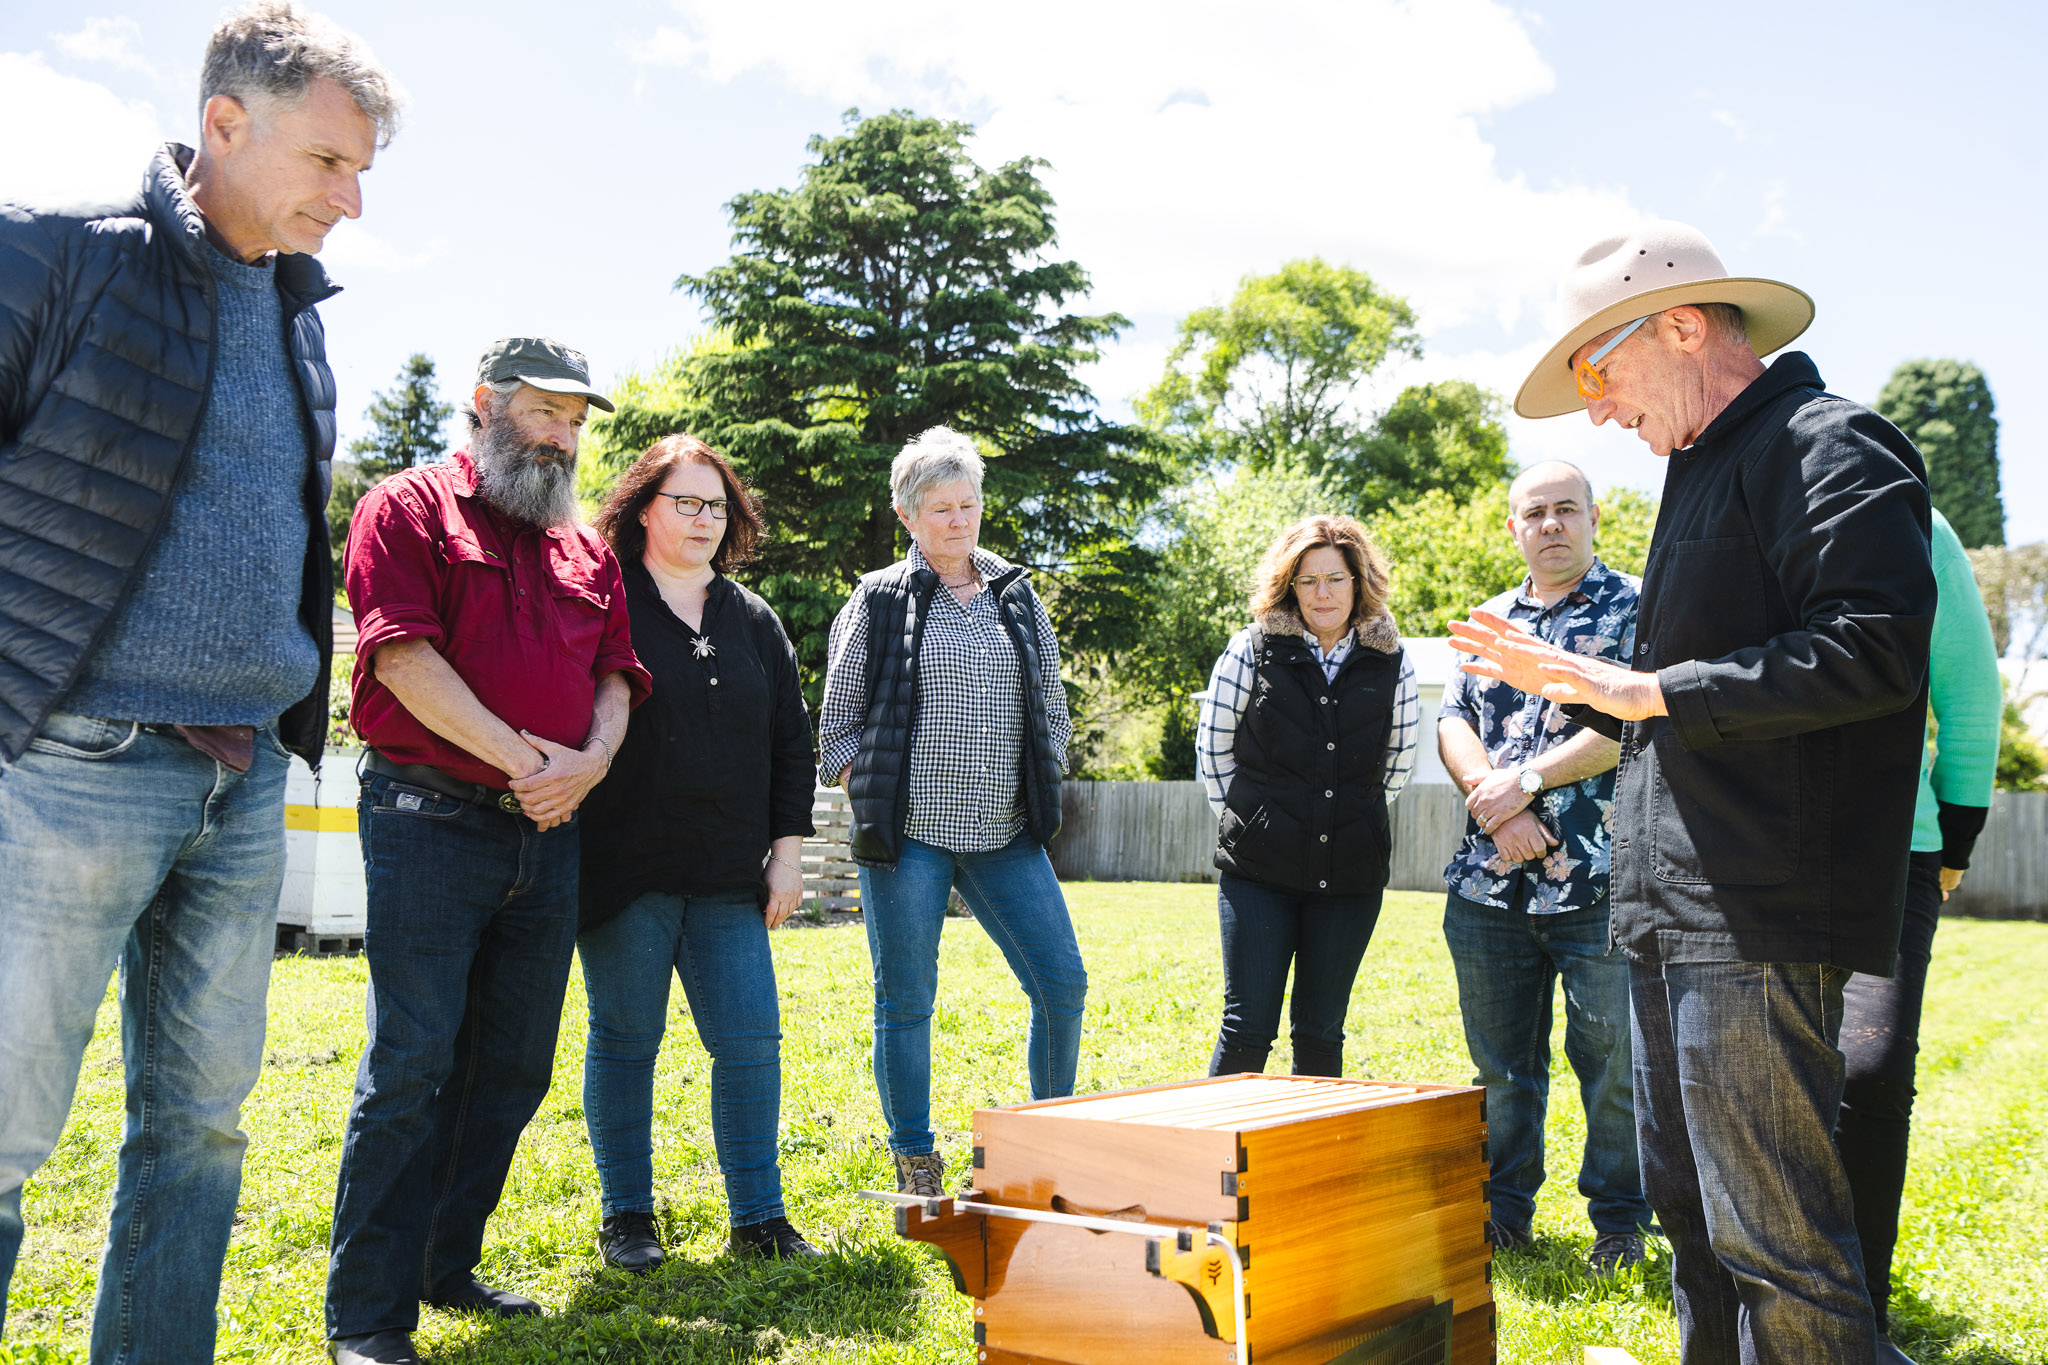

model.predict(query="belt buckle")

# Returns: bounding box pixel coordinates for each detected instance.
[496,791,523,815]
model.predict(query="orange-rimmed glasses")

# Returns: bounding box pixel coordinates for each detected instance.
[1574,314,1651,402]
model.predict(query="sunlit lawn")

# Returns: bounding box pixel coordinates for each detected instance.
[6,887,2044,1363]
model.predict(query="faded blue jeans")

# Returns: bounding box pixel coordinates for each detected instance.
[1442,890,1649,1236]
[324,772,580,1338]
[1633,958,1877,1364]
[858,834,1087,1156]
[579,890,787,1226]
[0,712,289,1363]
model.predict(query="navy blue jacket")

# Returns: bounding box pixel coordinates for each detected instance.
[0,144,339,764]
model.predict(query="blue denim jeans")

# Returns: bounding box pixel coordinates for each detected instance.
[1442,891,1648,1236]
[1208,873,1383,1078]
[1632,958,1876,1364]
[0,712,288,1362]
[858,834,1087,1155]
[324,772,580,1338]
[579,890,786,1225]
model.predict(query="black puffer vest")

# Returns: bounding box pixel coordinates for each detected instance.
[1215,610,1404,895]
[846,555,1063,867]
[0,144,339,765]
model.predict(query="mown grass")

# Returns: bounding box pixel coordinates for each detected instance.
[5,887,2044,1363]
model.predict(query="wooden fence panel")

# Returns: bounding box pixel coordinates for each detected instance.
[1048,782,2047,921]
[1947,791,2047,920]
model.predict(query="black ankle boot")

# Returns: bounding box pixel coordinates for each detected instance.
[598,1210,666,1273]
[729,1215,823,1260]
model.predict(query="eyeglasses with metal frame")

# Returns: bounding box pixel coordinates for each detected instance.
[1575,313,1652,402]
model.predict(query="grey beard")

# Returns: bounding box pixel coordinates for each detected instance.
[473,421,580,528]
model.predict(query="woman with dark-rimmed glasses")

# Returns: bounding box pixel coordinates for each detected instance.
[576,434,821,1271]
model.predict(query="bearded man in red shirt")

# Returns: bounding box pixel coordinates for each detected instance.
[325,337,650,1365]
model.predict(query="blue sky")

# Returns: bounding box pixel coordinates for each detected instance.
[4,0,2042,541]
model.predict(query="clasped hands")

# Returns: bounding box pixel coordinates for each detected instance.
[506,730,607,831]
[1448,608,1668,722]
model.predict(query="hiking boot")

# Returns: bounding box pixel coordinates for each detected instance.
[598,1210,665,1273]
[1486,1218,1533,1251]
[893,1149,946,1199]
[730,1214,825,1260]
[1588,1230,1646,1273]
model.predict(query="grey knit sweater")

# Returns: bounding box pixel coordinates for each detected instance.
[67,240,318,724]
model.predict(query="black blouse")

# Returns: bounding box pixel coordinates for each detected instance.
[577,561,817,932]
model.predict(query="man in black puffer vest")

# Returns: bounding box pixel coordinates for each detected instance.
[0,7,400,1355]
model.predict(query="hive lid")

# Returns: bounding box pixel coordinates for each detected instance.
[1013,1075,1448,1130]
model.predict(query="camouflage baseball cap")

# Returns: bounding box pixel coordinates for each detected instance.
[473,336,615,412]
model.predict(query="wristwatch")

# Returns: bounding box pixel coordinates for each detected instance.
[1517,764,1545,796]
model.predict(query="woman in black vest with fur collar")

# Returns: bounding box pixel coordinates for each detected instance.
[1194,515,1419,1077]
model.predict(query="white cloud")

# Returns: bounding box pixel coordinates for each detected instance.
[0,52,162,206]
[51,17,158,79]
[1709,108,1747,142]
[633,0,1639,440]
[1750,179,1802,245]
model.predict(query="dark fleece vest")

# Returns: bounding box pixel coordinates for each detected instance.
[846,557,1063,867]
[1214,609,1402,895]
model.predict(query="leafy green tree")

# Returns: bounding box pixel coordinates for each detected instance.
[1334,379,1513,511]
[1876,359,2005,547]
[1995,685,2047,792]
[663,109,1171,694]
[1140,258,1419,475]
[329,353,450,583]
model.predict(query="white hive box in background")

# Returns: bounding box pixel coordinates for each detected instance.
[279,749,366,950]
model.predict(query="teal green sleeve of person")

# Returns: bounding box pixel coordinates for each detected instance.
[1911,508,2003,866]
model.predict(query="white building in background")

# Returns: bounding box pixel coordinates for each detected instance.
[1406,638,1458,786]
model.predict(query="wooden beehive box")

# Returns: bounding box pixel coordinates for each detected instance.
[934,1074,1491,1365]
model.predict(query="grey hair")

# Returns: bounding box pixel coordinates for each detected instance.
[200,1,404,148]
[890,426,986,517]
[462,378,522,434]
[1678,301,1749,346]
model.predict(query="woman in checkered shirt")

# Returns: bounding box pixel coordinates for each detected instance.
[817,427,1088,1199]
[1195,514,1419,1077]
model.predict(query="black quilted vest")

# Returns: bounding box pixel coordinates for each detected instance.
[1214,625,1401,895]
[846,557,1063,867]
[0,144,338,765]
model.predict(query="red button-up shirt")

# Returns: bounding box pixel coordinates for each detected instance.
[345,450,651,787]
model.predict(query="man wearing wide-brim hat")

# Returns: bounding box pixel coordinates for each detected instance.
[1451,221,1935,1364]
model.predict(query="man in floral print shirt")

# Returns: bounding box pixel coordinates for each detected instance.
[1436,461,1652,1271]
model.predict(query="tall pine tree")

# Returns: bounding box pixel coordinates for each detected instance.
[328,353,451,583]
[653,109,1172,693]
[1875,358,2004,547]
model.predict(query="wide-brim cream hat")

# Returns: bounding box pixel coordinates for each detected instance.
[1514,220,1814,419]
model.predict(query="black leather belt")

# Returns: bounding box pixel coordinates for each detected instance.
[362,749,523,815]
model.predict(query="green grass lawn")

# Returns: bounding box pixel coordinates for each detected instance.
[6,887,2045,1364]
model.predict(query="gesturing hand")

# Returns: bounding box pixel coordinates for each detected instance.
[507,731,607,831]
[1449,608,1667,722]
